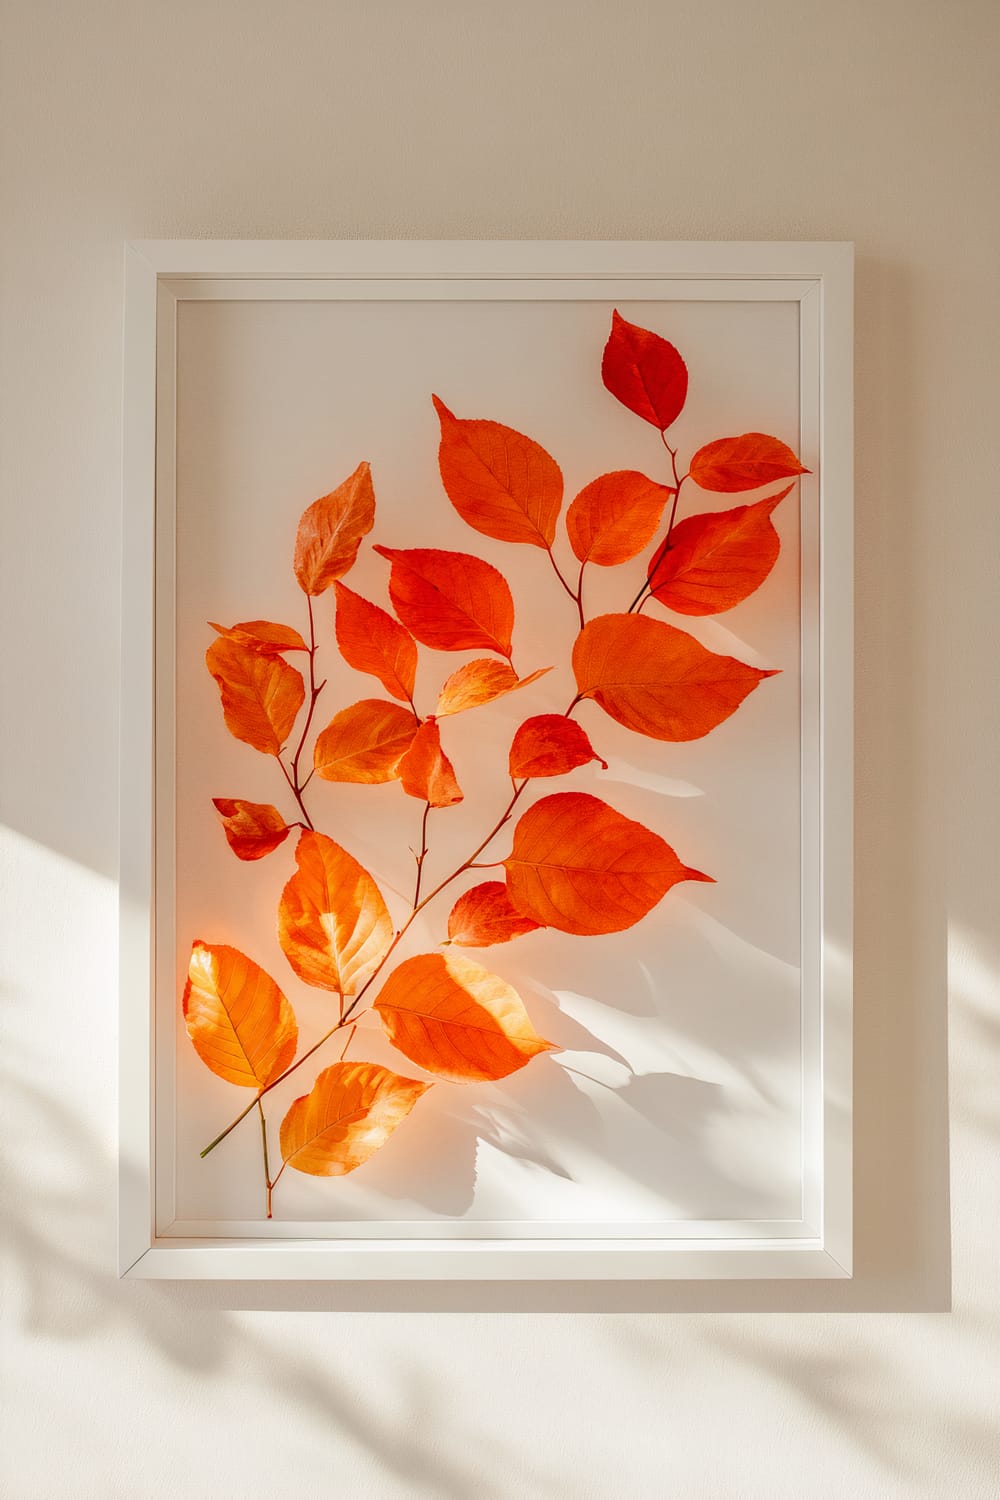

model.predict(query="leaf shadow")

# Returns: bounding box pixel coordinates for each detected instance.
[3,1056,563,1500]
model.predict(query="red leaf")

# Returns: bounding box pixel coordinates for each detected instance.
[647,487,792,615]
[396,719,463,807]
[433,396,563,548]
[446,882,543,948]
[333,582,417,704]
[601,310,689,430]
[212,798,291,860]
[373,952,555,1082]
[573,613,778,741]
[503,792,711,936]
[293,461,376,594]
[209,620,308,654]
[205,636,305,756]
[689,433,807,493]
[182,941,297,1088]
[566,470,674,567]
[313,699,418,783]
[278,829,393,994]
[509,715,607,779]
[280,1062,430,1177]
[373,545,515,659]
[436,659,551,717]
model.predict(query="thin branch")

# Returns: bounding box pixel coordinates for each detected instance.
[412,800,431,909]
[278,755,314,830]
[284,593,325,825]
[199,1012,354,1158]
[544,545,577,601]
[257,1099,273,1219]
[201,696,591,1161]
[628,433,688,614]
[545,545,584,628]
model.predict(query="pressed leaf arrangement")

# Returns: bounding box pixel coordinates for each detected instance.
[184,310,807,1216]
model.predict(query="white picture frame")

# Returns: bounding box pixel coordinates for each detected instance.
[119,240,853,1280]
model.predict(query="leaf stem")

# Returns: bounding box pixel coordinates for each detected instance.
[576,560,588,627]
[545,545,585,629]
[257,1099,273,1218]
[283,593,325,825]
[412,801,431,909]
[278,756,314,830]
[628,432,688,614]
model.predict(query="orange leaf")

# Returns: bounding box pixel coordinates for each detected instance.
[293,461,376,594]
[601,310,688,430]
[566,470,674,567]
[212,797,291,860]
[280,1061,430,1177]
[396,719,463,808]
[205,636,305,755]
[435,659,551,717]
[333,582,417,704]
[278,829,393,994]
[509,715,607,779]
[503,791,711,936]
[182,940,297,1088]
[572,613,777,741]
[446,882,543,948]
[312,699,418,784]
[373,952,555,1082]
[647,487,792,615]
[433,396,563,548]
[689,433,807,493]
[373,545,514,658]
[209,619,308,654]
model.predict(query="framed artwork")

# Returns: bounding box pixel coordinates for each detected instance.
[119,240,853,1280]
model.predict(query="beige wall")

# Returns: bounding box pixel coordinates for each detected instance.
[2,2,997,1495]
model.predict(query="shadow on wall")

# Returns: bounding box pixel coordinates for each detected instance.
[3,1063,561,1500]
[5,961,995,1499]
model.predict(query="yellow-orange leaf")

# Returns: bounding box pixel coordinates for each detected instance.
[433,395,563,548]
[647,487,793,615]
[508,715,607,779]
[212,797,291,860]
[689,433,807,493]
[373,952,555,1083]
[278,829,393,994]
[447,882,543,948]
[396,719,463,807]
[280,1061,430,1177]
[313,699,418,783]
[293,461,376,594]
[333,582,417,704]
[182,941,297,1088]
[373,545,515,658]
[573,612,777,742]
[209,619,308,654]
[205,636,305,755]
[435,659,551,717]
[566,471,674,566]
[504,792,711,936]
